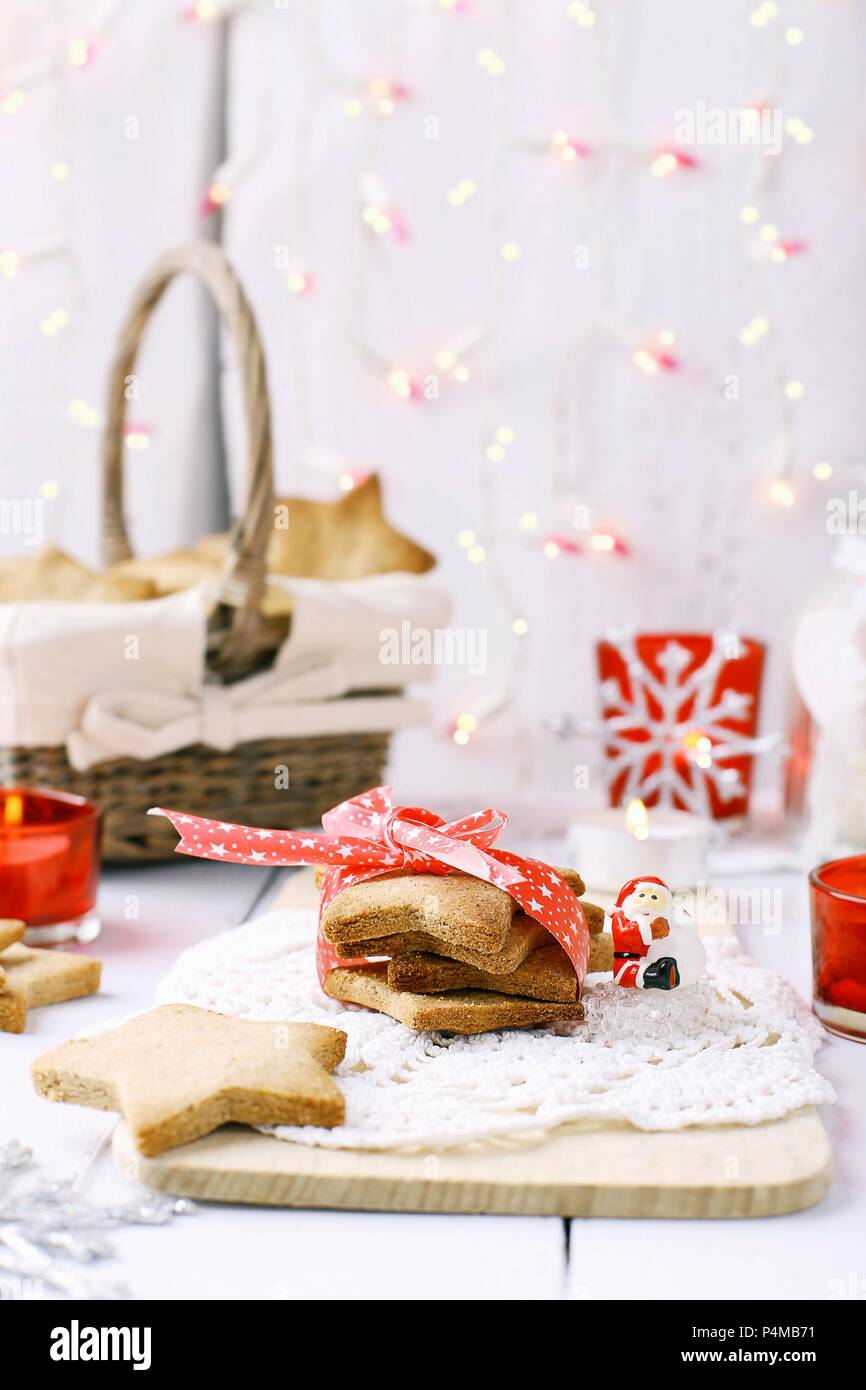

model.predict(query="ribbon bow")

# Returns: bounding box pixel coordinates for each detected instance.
[151,786,589,986]
[65,663,423,772]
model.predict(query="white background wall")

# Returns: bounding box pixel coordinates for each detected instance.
[2,0,865,813]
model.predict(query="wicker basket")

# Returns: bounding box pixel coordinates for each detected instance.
[0,243,391,861]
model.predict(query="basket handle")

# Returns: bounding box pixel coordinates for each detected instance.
[101,240,274,676]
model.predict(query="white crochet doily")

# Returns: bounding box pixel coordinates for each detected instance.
[157,909,835,1152]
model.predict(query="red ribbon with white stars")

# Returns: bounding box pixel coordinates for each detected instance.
[150,786,589,987]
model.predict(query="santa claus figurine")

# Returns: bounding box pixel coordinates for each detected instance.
[608,876,706,991]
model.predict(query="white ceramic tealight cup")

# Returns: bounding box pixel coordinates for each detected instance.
[568,799,710,893]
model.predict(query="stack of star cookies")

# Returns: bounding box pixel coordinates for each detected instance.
[319,869,611,1034]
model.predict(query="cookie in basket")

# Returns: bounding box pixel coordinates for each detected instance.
[0,546,157,603]
[230,474,434,582]
[110,475,435,616]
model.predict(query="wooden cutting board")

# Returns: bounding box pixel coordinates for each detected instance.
[113,872,831,1218]
[113,1111,829,1219]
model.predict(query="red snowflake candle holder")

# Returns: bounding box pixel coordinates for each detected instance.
[0,788,102,945]
[809,855,866,1042]
[596,632,766,820]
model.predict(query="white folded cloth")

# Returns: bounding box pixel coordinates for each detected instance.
[0,583,208,748]
[0,571,451,768]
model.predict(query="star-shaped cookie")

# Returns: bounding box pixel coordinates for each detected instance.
[0,919,25,951]
[321,866,586,958]
[325,963,585,1034]
[0,919,25,989]
[385,931,614,999]
[0,546,157,603]
[0,937,100,1034]
[112,474,435,615]
[32,1004,347,1155]
[260,473,436,581]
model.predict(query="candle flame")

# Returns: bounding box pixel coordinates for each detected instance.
[3,793,24,827]
[625,800,647,839]
[682,729,714,769]
[625,797,649,841]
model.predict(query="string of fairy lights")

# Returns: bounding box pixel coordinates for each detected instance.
[435,1,828,746]
[0,0,148,502]
[0,0,838,753]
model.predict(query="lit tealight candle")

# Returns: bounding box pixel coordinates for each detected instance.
[0,788,101,944]
[568,798,710,893]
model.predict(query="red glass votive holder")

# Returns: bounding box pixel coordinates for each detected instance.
[809,856,866,1043]
[0,788,101,945]
[596,633,765,820]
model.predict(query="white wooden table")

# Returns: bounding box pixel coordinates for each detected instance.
[2,859,862,1301]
